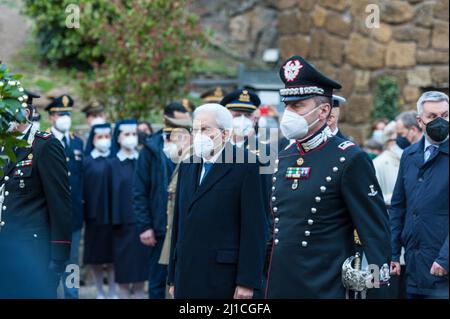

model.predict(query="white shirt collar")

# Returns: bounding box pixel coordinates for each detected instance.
[91,149,110,159]
[231,138,246,148]
[116,149,139,161]
[424,135,448,151]
[203,145,226,164]
[18,124,32,140]
[51,127,70,143]
[331,127,339,136]
[284,139,296,151]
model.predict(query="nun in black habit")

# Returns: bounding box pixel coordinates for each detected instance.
[83,123,117,299]
[108,119,150,299]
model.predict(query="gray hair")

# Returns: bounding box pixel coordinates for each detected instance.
[314,95,332,107]
[382,121,397,144]
[193,103,233,131]
[396,110,422,132]
[416,91,449,115]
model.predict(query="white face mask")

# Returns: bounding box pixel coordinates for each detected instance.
[372,130,384,143]
[7,122,19,133]
[193,133,215,159]
[121,135,138,150]
[163,142,179,161]
[55,115,72,133]
[232,115,254,137]
[91,117,106,127]
[280,106,320,140]
[94,138,111,153]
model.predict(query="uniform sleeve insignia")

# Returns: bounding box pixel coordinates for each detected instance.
[35,131,52,139]
[368,185,378,197]
[338,141,355,151]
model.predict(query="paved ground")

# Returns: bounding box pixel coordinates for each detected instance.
[0,2,28,65]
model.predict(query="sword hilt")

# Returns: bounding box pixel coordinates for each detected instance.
[354,252,362,271]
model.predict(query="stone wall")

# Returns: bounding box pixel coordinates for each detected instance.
[191,0,279,61]
[277,0,449,143]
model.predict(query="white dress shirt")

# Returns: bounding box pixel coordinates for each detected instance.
[51,127,70,148]
[423,136,448,162]
[199,146,225,183]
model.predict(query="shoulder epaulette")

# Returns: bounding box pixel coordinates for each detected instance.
[35,131,52,140]
[338,140,355,151]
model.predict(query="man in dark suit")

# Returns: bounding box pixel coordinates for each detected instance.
[134,101,192,299]
[46,95,84,299]
[0,92,72,298]
[167,103,266,299]
[390,91,449,299]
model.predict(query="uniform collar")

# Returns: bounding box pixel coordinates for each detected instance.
[91,148,110,159]
[331,127,339,136]
[51,126,70,143]
[297,125,333,153]
[116,149,138,161]
[17,124,32,140]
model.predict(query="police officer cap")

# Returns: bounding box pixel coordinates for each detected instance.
[220,89,261,113]
[279,55,341,103]
[45,94,74,113]
[201,87,226,103]
[24,90,40,106]
[164,101,191,117]
[82,100,104,116]
[332,95,346,108]
[163,100,193,133]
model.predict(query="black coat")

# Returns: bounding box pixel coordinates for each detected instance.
[64,135,84,231]
[391,137,449,296]
[133,131,175,236]
[0,131,72,298]
[168,144,266,298]
[266,127,391,299]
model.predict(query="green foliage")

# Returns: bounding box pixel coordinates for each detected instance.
[372,77,400,122]
[0,64,29,175]
[23,0,114,68]
[81,0,207,120]
[24,0,207,120]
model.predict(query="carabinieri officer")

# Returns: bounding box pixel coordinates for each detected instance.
[0,91,72,298]
[265,56,392,299]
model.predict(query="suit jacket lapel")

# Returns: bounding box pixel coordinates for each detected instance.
[184,157,200,205]
[189,163,232,211]
[411,138,426,168]
[424,138,449,165]
[188,144,235,211]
